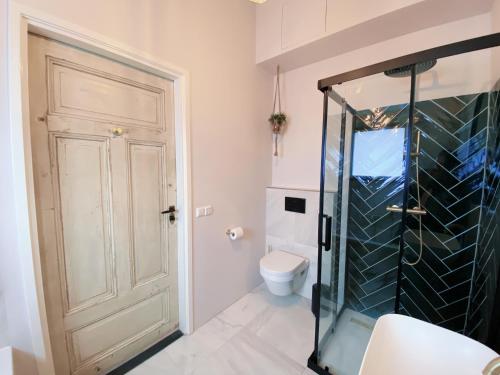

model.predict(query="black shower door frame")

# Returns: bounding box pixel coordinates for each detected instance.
[309,32,500,375]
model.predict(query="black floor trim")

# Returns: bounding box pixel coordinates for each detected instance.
[107,330,183,374]
[308,352,333,375]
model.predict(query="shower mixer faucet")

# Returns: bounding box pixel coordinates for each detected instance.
[386,205,427,216]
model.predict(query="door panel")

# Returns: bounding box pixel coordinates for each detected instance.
[48,57,167,130]
[68,291,169,369]
[46,115,169,142]
[51,134,116,313]
[28,34,179,374]
[128,142,169,287]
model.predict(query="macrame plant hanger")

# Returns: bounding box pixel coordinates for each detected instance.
[270,65,286,156]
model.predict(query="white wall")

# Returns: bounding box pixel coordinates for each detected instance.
[494,0,500,32]
[0,0,39,373]
[272,14,493,189]
[1,0,273,369]
[492,0,500,80]
[0,0,10,350]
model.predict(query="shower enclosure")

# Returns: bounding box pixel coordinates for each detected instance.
[309,34,500,375]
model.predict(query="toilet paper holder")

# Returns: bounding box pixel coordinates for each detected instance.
[225,227,244,240]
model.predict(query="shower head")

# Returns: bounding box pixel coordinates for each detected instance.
[384,60,437,78]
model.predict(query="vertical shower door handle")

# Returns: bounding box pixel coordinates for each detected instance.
[322,214,332,251]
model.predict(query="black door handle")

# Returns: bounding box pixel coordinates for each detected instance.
[323,214,332,251]
[161,205,177,224]
[161,206,176,214]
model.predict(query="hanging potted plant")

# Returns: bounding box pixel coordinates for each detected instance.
[269,65,287,156]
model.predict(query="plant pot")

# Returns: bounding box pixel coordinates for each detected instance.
[272,122,282,134]
[271,122,283,156]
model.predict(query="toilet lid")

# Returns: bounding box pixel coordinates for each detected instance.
[260,250,305,275]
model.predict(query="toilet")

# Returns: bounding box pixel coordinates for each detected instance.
[260,250,309,296]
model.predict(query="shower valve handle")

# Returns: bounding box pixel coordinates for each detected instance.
[386,205,426,216]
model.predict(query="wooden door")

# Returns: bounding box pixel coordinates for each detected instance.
[28,34,179,374]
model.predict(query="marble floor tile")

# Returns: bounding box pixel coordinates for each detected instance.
[127,356,180,375]
[191,329,305,375]
[216,284,271,328]
[319,308,375,375]
[302,368,319,375]
[137,338,202,374]
[149,313,243,373]
[246,293,315,366]
[130,284,317,375]
[127,365,166,375]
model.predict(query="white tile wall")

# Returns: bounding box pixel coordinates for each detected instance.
[265,187,320,299]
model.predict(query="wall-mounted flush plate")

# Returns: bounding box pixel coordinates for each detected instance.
[285,196,306,214]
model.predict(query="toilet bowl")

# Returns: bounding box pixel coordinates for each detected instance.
[260,250,309,296]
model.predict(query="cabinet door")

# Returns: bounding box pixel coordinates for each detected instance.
[282,0,327,50]
[326,0,420,34]
[256,0,285,62]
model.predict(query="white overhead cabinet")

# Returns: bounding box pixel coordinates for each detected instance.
[256,0,326,62]
[281,0,327,50]
[255,0,284,62]
[325,0,422,35]
[256,0,493,71]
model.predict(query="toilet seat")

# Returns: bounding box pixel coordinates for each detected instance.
[260,250,308,282]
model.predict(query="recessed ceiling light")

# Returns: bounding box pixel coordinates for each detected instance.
[249,0,267,4]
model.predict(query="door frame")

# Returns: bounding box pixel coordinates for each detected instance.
[7,3,194,374]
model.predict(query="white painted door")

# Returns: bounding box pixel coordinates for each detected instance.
[28,34,179,375]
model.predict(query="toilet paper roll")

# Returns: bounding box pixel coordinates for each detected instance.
[228,227,244,240]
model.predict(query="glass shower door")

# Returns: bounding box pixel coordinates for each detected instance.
[314,70,413,375]
[316,91,346,357]
[312,35,500,375]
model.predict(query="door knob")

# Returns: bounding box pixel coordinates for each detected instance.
[161,206,177,224]
[111,127,124,136]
